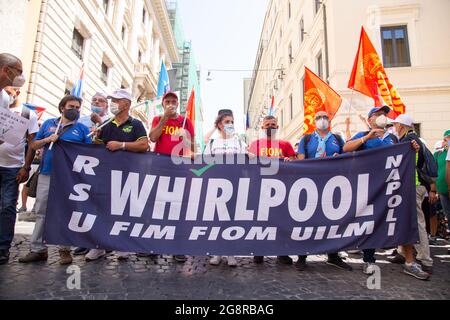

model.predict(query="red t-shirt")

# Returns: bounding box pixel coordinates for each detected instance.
[249,138,296,159]
[152,115,195,156]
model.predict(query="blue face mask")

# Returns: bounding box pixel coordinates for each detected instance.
[91,105,103,114]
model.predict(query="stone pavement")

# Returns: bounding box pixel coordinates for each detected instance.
[1,233,449,300]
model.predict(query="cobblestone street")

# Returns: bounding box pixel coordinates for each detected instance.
[1,230,449,300]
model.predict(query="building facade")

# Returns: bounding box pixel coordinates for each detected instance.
[0,0,179,124]
[246,0,450,148]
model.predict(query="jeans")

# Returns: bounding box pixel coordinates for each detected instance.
[439,193,450,222]
[30,174,69,253]
[0,167,20,251]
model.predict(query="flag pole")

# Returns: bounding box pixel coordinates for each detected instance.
[48,118,62,150]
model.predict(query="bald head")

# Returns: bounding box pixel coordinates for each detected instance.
[0,53,23,90]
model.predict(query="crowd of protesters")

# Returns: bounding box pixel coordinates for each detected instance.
[1,53,449,282]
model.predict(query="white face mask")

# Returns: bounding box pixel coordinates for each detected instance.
[375,115,388,128]
[315,119,329,131]
[110,102,121,115]
[224,124,235,137]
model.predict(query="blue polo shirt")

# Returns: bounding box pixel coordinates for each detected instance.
[35,118,91,175]
[297,133,344,159]
[351,131,396,150]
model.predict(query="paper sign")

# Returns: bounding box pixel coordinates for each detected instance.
[0,107,29,145]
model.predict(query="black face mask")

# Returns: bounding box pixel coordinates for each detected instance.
[63,109,79,122]
[266,126,277,137]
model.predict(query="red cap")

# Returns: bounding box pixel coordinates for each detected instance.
[162,92,178,101]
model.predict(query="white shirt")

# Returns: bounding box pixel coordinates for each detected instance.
[0,89,10,109]
[0,104,39,168]
[204,136,247,155]
[78,113,110,129]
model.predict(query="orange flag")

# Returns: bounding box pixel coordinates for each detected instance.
[348,27,406,118]
[303,67,342,134]
[184,88,195,131]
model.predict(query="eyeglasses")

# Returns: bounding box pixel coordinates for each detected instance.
[315,115,329,121]
[7,65,23,76]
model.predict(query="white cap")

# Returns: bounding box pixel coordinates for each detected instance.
[107,89,132,102]
[392,114,414,127]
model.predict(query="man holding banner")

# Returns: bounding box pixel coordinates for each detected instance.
[295,111,352,272]
[248,115,296,265]
[19,95,91,265]
[0,81,39,265]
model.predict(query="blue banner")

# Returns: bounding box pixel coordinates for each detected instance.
[44,142,418,256]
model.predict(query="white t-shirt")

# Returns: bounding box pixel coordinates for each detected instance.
[78,113,110,129]
[204,136,247,155]
[0,89,10,109]
[0,104,39,168]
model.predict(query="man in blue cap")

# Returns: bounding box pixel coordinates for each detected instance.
[343,105,397,275]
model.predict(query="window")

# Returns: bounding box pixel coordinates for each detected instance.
[381,26,411,68]
[301,76,305,109]
[315,0,321,14]
[280,110,284,128]
[414,123,421,137]
[121,25,127,42]
[300,18,305,44]
[138,50,143,63]
[64,88,71,96]
[288,43,293,64]
[317,52,323,79]
[101,62,109,85]
[103,0,109,13]
[71,29,84,59]
[288,2,291,19]
[279,28,282,40]
[142,7,147,24]
[289,94,293,120]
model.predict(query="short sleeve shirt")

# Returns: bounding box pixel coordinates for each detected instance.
[249,138,296,159]
[35,118,91,175]
[297,133,344,159]
[152,116,195,156]
[98,117,147,144]
[350,131,396,150]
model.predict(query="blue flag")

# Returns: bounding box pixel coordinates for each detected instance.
[71,66,84,98]
[157,61,171,98]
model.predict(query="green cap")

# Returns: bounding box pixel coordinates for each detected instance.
[444,129,450,137]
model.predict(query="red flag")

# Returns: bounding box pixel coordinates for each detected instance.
[184,88,195,131]
[348,27,406,118]
[303,67,342,134]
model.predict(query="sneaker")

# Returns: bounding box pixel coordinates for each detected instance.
[277,256,293,265]
[59,250,73,265]
[116,252,130,260]
[19,251,48,263]
[253,256,264,264]
[85,249,106,262]
[73,247,88,256]
[17,206,27,213]
[18,210,31,222]
[227,256,238,267]
[363,262,377,275]
[403,263,430,280]
[0,250,10,265]
[387,253,406,264]
[174,255,187,263]
[428,236,438,245]
[347,250,362,254]
[209,256,222,266]
[327,256,353,271]
[295,256,307,271]
[23,211,37,222]
[420,264,433,274]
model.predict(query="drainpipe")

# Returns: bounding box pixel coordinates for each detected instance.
[27,0,48,103]
[322,1,330,84]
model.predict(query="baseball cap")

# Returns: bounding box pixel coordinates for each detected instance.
[444,129,450,138]
[107,89,132,102]
[368,105,391,118]
[392,114,414,127]
[162,92,178,101]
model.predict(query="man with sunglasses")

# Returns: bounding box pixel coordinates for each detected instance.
[295,111,351,271]
[78,92,110,132]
